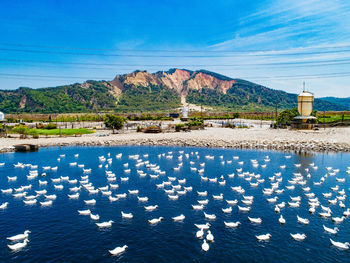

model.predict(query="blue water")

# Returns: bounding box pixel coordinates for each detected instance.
[0,146,350,263]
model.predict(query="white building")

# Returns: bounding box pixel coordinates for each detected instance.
[0,111,4,121]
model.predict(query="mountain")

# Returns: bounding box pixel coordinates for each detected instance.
[0,69,349,113]
[318,97,350,110]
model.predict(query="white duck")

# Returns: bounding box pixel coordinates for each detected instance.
[202,240,209,252]
[256,233,271,241]
[148,217,163,224]
[297,215,309,225]
[78,209,91,215]
[109,245,128,255]
[172,214,185,221]
[204,212,216,220]
[224,221,240,228]
[0,202,9,209]
[291,233,306,241]
[90,213,100,220]
[121,212,133,219]
[8,239,29,250]
[7,230,31,241]
[323,225,339,234]
[206,230,214,242]
[196,228,204,238]
[96,220,113,228]
[279,215,286,224]
[330,239,349,249]
[248,217,262,224]
[195,223,210,230]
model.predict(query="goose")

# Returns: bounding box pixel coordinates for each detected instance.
[202,240,209,252]
[330,239,349,249]
[145,205,158,211]
[224,221,240,228]
[256,233,271,241]
[297,215,309,225]
[128,190,139,195]
[309,206,316,213]
[291,233,306,241]
[192,204,204,210]
[109,245,128,256]
[78,209,91,215]
[172,214,185,221]
[90,213,100,220]
[195,223,210,230]
[121,212,133,219]
[206,230,214,242]
[204,212,216,220]
[7,230,31,241]
[8,239,29,251]
[148,217,163,224]
[222,207,232,213]
[323,225,339,234]
[248,217,262,224]
[196,228,204,238]
[96,220,114,228]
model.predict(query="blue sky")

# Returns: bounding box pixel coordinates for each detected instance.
[0,0,350,97]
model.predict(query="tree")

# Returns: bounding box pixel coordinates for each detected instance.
[276,108,299,126]
[104,114,125,133]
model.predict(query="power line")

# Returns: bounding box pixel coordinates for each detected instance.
[1,42,350,54]
[2,47,350,58]
[1,58,350,68]
[1,71,350,82]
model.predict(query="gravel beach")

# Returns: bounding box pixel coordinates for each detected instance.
[1,126,349,153]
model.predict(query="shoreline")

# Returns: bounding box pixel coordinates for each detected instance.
[1,127,349,154]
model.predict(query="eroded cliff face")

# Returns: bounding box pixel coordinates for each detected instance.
[109,69,235,95]
[184,72,235,94]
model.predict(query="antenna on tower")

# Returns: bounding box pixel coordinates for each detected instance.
[303,81,305,91]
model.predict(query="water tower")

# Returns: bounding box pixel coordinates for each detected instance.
[181,107,189,121]
[293,83,316,128]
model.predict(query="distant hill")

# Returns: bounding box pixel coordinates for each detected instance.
[318,97,350,110]
[0,69,349,113]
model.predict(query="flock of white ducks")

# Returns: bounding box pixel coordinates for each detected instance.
[1,150,350,256]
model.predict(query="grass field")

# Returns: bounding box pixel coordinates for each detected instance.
[317,115,350,123]
[31,128,94,136]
